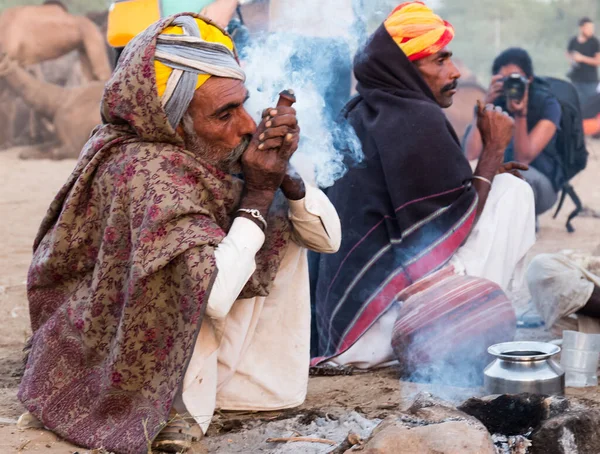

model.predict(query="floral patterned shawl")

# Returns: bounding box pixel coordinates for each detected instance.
[18,14,291,454]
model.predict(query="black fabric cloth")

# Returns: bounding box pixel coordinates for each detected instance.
[568,36,600,83]
[312,25,477,361]
[496,78,565,190]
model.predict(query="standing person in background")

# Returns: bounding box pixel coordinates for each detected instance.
[164,0,239,28]
[567,17,600,106]
[108,0,242,65]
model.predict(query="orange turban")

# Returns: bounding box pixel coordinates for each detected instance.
[384,1,455,62]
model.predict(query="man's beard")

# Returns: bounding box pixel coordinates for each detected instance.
[181,114,250,174]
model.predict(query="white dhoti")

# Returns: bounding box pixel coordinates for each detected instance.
[331,173,537,369]
[180,185,341,433]
[527,253,600,334]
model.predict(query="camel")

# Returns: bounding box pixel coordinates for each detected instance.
[0,53,103,160]
[0,2,111,83]
[0,51,85,149]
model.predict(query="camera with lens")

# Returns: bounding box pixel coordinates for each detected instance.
[502,73,529,102]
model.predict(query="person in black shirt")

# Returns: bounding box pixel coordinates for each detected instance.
[465,48,563,217]
[567,17,600,106]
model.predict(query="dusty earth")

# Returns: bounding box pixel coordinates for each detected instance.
[1,140,600,453]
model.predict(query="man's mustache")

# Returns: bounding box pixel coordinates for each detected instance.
[227,135,252,163]
[442,80,459,93]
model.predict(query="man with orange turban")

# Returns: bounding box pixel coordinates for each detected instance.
[313,2,536,385]
[18,13,341,453]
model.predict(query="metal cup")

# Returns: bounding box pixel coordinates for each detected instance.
[560,331,600,388]
[562,330,600,351]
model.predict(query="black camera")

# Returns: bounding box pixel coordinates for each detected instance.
[502,73,528,102]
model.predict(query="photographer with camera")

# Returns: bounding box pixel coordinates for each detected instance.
[465,48,563,217]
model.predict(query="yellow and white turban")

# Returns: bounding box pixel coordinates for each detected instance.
[384,1,455,62]
[154,16,246,128]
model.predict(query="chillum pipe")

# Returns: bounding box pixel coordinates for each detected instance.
[274,89,300,182]
[277,89,296,108]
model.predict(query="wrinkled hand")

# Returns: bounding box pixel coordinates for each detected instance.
[476,100,515,154]
[506,83,529,117]
[241,106,300,193]
[498,161,528,180]
[484,74,504,105]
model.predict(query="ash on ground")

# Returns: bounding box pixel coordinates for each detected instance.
[205,411,379,453]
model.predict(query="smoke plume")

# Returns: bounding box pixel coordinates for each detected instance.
[240,0,364,187]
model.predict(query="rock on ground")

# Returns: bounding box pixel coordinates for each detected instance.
[346,419,495,454]
[346,393,495,454]
[531,409,600,454]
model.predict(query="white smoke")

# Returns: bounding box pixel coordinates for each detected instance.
[240,0,364,188]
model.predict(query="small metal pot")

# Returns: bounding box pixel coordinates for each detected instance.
[484,341,565,396]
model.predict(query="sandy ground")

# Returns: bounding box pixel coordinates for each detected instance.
[1,140,600,453]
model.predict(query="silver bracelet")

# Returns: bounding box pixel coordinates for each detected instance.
[472,175,492,186]
[237,208,268,230]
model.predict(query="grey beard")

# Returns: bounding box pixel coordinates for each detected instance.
[181,114,249,174]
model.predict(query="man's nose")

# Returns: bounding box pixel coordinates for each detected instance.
[450,61,461,80]
[239,107,257,136]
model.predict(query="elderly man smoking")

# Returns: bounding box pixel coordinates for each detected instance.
[18,14,340,454]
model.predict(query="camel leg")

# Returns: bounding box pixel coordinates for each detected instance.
[76,16,112,81]
[50,144,79,160]
[28,66,45,143]
[0,86,18,148]
[18,141,59,160]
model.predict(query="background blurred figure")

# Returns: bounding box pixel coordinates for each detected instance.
[107,0,242,65]
[567,17,600,106]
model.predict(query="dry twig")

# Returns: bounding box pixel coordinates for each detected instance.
[266,436,337,446]
[328,432,363,454]
[17,439,31,452]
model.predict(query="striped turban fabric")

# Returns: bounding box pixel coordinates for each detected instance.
[384,1,455,62]
[154,16,246,128]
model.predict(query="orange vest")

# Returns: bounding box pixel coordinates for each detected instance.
[107,0,161,48]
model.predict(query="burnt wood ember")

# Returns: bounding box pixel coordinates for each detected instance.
[458,394,569,436]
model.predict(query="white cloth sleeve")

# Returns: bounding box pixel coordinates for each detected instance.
[288,184,341,254]
[206,217,265,320]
